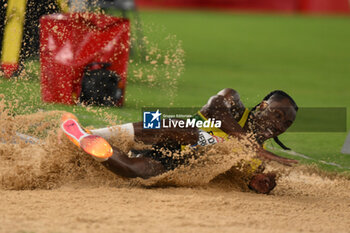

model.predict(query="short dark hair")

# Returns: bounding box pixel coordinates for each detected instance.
[251,90,298,112]
[263,90,298,112]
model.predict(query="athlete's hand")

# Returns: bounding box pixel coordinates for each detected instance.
[257,148,298,166]
[249,172,276,194]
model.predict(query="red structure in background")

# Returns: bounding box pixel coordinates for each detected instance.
[136,0,350,14]
[40,13,129,106]
[300,0,350,14]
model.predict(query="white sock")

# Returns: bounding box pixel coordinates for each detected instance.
[90,123,134,141]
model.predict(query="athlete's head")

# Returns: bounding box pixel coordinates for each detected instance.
[249,90,298,145]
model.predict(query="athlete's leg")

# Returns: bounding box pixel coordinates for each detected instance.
[134,120,198,145]
[91,119,199,145]
[61,113,167,178]
[90,123,135,140]
[101,147,167,179]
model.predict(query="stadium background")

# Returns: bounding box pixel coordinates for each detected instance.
[136,0,350,13]
[1,0,349,170]
[0,1,350,232]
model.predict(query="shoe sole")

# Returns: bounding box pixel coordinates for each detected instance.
[61,118,113,159]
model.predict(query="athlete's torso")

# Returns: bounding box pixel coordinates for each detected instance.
[190,108,250,147]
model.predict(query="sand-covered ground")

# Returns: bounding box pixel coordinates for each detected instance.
[1,171,350,233]
[1,109,350,233]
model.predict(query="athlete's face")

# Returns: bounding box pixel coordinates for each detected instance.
[250,97,297,143]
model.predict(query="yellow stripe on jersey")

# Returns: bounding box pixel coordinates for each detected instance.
[238,108,250,128]
[196,110,207,121]
[197,108,250,137]
[196,111,229,139]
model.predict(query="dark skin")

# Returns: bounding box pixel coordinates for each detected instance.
[249,173,277,194]
[200,88,297,164]
[100,88,298,193]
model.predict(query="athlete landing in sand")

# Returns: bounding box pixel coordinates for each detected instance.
[61,88,298,194]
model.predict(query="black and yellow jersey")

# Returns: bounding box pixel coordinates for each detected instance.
[187,108,263,174]
[190,108,250,146]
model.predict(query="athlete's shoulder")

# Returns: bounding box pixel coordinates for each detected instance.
[213,88,244,108]
[201,88,243,113]
[216,88,240,104]
[200,88,245,120]
[217,88,239,97]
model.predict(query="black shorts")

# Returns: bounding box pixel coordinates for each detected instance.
[131,143,195,171]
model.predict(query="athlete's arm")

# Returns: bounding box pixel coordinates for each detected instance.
[200,88,246,138]
[256,147,298,165]
[101,147,166,179]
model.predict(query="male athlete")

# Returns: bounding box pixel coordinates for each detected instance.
[62,88,298,194]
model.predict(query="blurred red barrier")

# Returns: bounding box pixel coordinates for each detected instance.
[200,0,297,12]
[136,0,200,8]
[299,0,350,14]
[136,0,350,14]
[40,13,129,106]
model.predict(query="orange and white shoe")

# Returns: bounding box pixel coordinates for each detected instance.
[61,113,81,147]
[61,113,113,161]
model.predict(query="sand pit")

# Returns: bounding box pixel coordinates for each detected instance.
[1,172,350,233]
[1,108,350,233]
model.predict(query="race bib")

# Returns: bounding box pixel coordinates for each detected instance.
[197,129,224,146]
